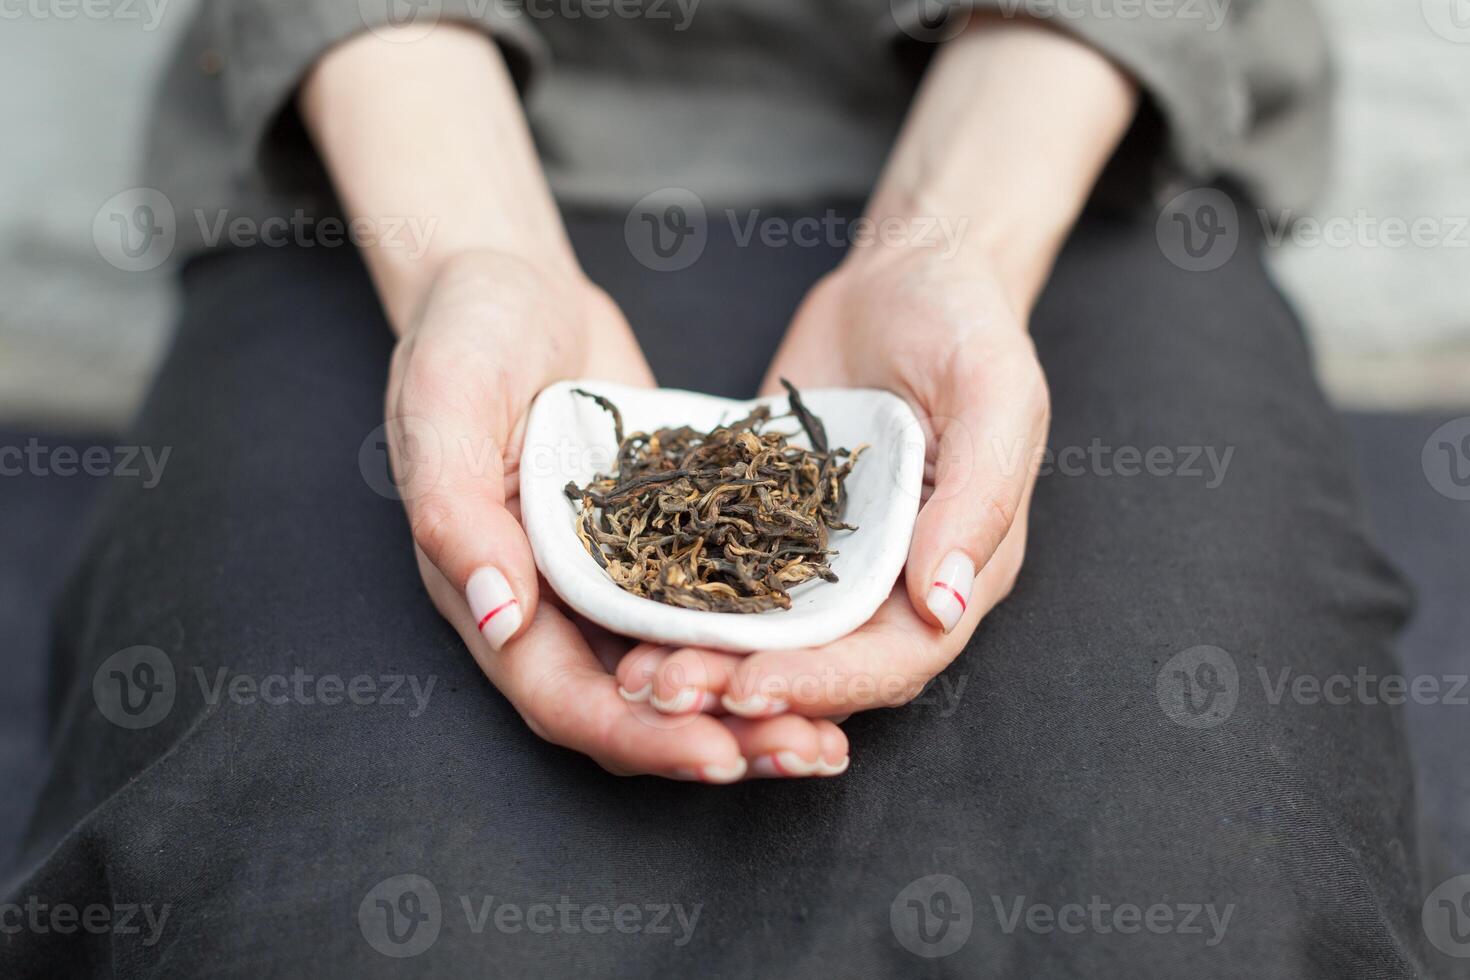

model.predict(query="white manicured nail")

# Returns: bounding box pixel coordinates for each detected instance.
[815,756,850,776]
[618,683,652,703]
[651,687,701,714]
[467,567,522,651]
[720,692,787,718]
[750,751,818,778]
[925,550,975,633]
[700,758,748,783]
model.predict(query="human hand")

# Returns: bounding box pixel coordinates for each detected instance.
[392,250,849,780]
[304,27,851,782]
[612,11,1135,735]
[613,244,1049,724]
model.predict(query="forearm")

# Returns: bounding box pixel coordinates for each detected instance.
[300,24,575,333]
[868,14,1138,315]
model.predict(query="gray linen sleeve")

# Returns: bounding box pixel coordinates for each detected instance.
[208,0,547,190]
[884,0,1299,200]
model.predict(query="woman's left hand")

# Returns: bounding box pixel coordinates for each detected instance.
[614,240,1050,723]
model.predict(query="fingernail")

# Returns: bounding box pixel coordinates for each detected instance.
[467,567,522,651]
[651,687,701,714]
[815,756,850,777]
[721,692,788,718]
[618,683,652,703]
[700,758,748,784]
[749,751,819,778]
[925,550,975,633]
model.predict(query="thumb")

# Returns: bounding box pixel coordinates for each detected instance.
[905,355,1049,634]
[388,398,538,652]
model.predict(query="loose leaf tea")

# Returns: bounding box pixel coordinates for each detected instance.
[564,383,866,613]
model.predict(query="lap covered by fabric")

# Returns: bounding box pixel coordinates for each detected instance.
[0,200,1439,978]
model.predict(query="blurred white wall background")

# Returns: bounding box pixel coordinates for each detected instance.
[1270,0,1470,409]
[0,0,1466,431]
[0,2,194,429]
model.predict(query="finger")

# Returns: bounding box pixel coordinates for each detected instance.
[615,644,666,703]
[724,597,947,718]
[907,348,1048,634]
[723,715,850,778]
[814,720,851,775]
[390,347,541,652]
[617,645,745,715]
[503,612,747,781]
[649,648,742,714]
[421,554,747,782]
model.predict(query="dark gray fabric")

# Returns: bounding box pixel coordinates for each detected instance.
[1346,414,1470,884]
[0,438,105,873]
[145,0,1329,261]
[1,202,1447,977]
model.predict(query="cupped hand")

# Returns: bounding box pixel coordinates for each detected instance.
[614,243,1050,723]
[388,249,849,780]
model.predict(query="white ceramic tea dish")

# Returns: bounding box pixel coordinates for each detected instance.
[519,380,925,652]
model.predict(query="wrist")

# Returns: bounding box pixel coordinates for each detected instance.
[387,245,594,340]
[863,12,1139,317]
[301,24,577,334]
[376,238,582,337]
[854,187,1065,318]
